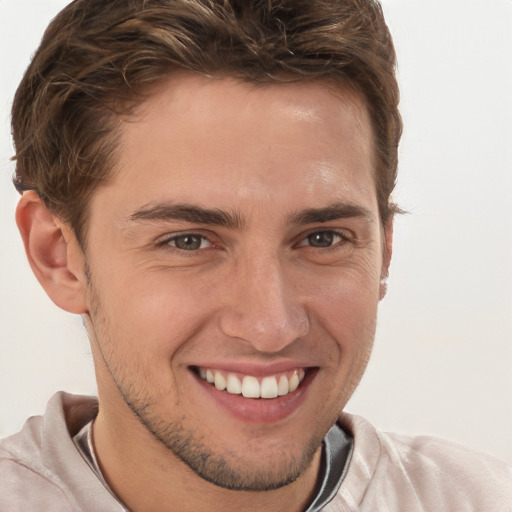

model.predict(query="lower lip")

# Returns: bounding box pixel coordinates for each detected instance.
[193,370,316,424]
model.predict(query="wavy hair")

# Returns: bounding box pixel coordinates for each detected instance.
[12,0,402,244]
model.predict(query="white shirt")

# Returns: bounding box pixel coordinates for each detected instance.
[1,392,511,511]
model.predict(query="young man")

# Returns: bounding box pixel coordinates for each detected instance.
[1,1,510,511]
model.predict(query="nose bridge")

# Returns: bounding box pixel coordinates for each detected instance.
[219,248,309,352]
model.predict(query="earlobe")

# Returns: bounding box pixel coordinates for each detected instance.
[16,191,88,314]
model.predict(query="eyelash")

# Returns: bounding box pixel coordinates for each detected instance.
[296,229,351,249]
[157,229,351,254]
[158,233,214,252]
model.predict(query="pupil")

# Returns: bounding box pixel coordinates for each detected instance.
[309,232,333,247]
[176,235,201,250]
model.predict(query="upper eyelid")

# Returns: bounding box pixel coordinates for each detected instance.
[297,227,353,240]
[156,230,214,243]
[166,233,209,242]
[156,233,215,254]
[293,228,353,249]
[154,227,353,248]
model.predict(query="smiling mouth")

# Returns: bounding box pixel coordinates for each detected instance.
[194,367,307,399]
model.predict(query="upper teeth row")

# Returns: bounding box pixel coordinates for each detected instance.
[199,368,306,399]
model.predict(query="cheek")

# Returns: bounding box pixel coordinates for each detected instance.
[88,273,215,401]
[307,257,381,317]
[305,263,380,363]
[319,282,378,398]
[90,268,216,363]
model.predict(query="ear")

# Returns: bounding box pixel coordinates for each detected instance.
[379,217,394,301]
[16,191,88,314]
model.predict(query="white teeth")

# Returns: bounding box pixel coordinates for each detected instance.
[242,376,260,398]
[226,374,242,395]
[278,375,289,396]
[198,367,306,399]
[289,371,300,392]
[214,372,226,391]
[261,376,278,399]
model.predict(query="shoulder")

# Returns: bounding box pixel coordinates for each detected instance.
[328,413,512,512]
[379,429,512,502]
[0,454,72,511]
[0,392,101,512]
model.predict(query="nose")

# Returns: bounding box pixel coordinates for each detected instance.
[218,253,309,353]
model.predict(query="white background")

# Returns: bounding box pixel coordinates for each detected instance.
[1,0,511,462]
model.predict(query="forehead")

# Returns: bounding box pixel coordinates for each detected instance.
[96,74,377,222]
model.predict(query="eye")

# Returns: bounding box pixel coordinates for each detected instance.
[163,234,212,251]
[297,230,347,248]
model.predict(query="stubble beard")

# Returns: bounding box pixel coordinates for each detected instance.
[85,271,325,492]
[117,388,324,491]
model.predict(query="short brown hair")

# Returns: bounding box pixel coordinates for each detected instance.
[12,0,401,244]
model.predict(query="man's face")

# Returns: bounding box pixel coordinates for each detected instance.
[80,75,389,490]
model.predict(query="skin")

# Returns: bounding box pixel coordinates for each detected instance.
[17,74,392,512]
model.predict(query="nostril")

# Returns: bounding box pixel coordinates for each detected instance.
[218,310,309,353]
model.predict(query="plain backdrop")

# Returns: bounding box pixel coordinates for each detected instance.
[1,0,511,463]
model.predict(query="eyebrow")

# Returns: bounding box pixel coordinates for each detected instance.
[128,200,374,230]
[128,203,245,230]
[290,202,375,225]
